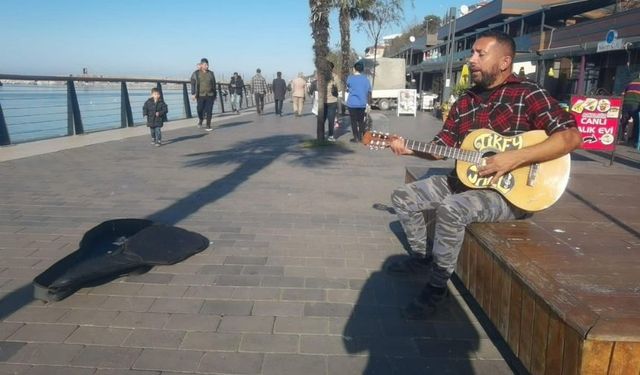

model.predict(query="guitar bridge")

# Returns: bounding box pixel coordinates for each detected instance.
[527,163,539,186]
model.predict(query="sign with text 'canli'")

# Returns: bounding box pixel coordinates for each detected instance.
[570,95,622,151]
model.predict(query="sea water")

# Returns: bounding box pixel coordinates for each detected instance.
[0,84,200,144]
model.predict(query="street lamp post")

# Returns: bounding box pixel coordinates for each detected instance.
[442,7,457,103]
[409,35,415,66]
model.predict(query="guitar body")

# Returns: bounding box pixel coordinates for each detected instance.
[455,129,570,212]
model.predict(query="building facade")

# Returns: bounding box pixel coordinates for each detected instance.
[396,0,640,105]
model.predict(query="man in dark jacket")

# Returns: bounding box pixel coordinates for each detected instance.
[190,58,217,131]
[143,88,168,146]
[229,72,244,114]
[272,72,287,116]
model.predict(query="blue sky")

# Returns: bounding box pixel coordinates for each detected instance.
[0,0,468,81]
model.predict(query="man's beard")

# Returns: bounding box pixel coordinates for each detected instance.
[472,66,500,89]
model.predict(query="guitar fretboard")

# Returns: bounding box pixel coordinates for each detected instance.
[403,139,483,164]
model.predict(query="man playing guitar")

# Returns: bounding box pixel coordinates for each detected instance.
[388,30,582,318]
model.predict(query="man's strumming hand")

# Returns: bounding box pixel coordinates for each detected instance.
[478,150,525,184]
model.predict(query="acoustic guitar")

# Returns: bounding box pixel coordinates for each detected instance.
[362,128,571,212]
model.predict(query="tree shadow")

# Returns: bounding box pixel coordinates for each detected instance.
[216,120,253,129]
[163,133,208,145]
[148,134,353,225]
[0,133,354,314]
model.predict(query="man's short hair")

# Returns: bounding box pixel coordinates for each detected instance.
[354,61,364,73]
[151,87,160,94]
[477,30,515,58]
[277,71,282,77]
[256,68,261,73]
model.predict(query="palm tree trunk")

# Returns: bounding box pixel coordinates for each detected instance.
[339,4,350,115]
[310,0,331,141]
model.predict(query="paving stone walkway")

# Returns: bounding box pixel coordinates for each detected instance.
[1,103,639,375]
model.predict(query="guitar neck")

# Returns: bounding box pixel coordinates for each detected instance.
[403,138,482,164]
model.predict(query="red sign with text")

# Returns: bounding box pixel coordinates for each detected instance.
[570,95,622,151]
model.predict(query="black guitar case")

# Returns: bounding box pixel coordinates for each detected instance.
[33,219,210,302]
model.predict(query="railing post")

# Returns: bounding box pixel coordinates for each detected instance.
[183,83,192,118]
[156,82,164,99]
[217,83,225,113]
[120,81,134,128]
[0,102,11,146]
[67,80,84,135]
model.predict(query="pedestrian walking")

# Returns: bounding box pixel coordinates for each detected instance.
[229,72,244,114]
[323,62,340,142]
[272,72,287,116]
[346,61,371,142]
[143,87,168,146]
[291,72,307,117]
[251,68,268,115]
[190,58,217,131]
[619,73,640,147]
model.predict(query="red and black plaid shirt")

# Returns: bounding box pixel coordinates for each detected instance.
[434,74,576,147]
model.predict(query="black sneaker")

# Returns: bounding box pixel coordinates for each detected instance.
[385,254,433,275]
[404,284,448,320]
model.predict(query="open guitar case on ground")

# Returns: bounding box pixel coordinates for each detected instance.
[33,219,210,302]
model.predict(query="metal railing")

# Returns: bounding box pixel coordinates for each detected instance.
[0,74,274,145]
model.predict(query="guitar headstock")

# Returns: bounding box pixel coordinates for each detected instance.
[362,131,397,150]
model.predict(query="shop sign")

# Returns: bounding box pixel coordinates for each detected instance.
[597,30,623,52]
[570,95,622,151]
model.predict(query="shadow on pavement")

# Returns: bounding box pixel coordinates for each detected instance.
[343,254,524,374]
[0,133,354,316]
[342,255,479,374]
[566,188,640,238]
[216,120,253,129]
[0,284,34,320]
[147,134,353,225]
[164,133,208,145]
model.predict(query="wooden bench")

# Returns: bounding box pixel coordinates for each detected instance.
[405,166,640,375]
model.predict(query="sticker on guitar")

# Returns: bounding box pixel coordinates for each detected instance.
[466,132,524,193]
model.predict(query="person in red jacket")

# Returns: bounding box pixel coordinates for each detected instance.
[387,30,583,319]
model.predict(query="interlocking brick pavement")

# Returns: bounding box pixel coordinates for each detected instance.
[2,102,639,374]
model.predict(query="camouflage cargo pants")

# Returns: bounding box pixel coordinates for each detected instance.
[391,174,526,288]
